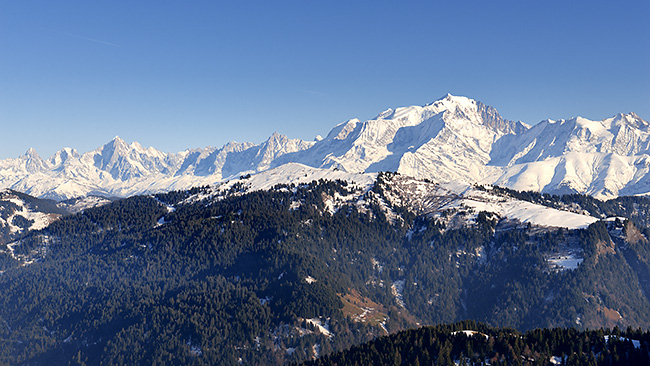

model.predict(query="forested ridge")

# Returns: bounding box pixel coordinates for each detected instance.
[300,321,650,366]
[0,177,648,365]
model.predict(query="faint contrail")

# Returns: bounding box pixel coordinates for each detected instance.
[59,31,121,47]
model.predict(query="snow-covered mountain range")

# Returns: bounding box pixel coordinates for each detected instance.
[2,94,647,200]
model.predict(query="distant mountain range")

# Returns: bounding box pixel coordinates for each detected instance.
[2,94,648,200]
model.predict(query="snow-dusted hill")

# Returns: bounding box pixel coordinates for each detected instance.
[0,189,70,247]
[173,166,600,231]
[373,173,599,230]
[0,94,647,200]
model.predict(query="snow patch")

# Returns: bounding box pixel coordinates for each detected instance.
[391,280,405,308]
[289,200,302,210]
[604,335,641,349]
[451,330,489,340]
[312,343,321,359]
[547,253,583,271]
[60,196,112,213]
[371,257,384,273]
[550,355,566,365]
[305,318,332,338]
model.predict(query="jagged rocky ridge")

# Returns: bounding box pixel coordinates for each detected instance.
[1,94,647,200]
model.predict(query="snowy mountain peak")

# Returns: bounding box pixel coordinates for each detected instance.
[25,147,40,158]
[48,147,79,167]
[266,132,285,143]
[376,108,395,119]
[222,140,254,152]
[109,135,126,146]
[423,93,477,115]
[425,92,460,104]
[87,136,171,181]
[328,119,361,141]
[96,137,128,163]
[435,92,474,105]
[421,94,527,135]
[22,148,46,173]
[610,112,649,131]
[130,140,145,151]
[99,136,129,158]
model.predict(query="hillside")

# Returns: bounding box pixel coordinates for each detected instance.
[1,174,650,364]
[300,321,650,366]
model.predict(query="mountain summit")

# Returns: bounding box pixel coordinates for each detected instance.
[271,94,528,183]
[0,94,647,200]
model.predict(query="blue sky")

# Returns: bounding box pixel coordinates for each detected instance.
[1,1,648,159]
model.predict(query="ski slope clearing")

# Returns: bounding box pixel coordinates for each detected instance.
[379,175,600,230]
[547,253,583,271]
[457,188,599,229]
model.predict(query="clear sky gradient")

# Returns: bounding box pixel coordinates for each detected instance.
[1,1,648,159]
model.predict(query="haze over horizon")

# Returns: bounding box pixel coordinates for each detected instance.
[1,1,648,159]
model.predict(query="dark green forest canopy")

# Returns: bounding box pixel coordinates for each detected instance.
[300,321,650,366]
[0,177,648,365]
